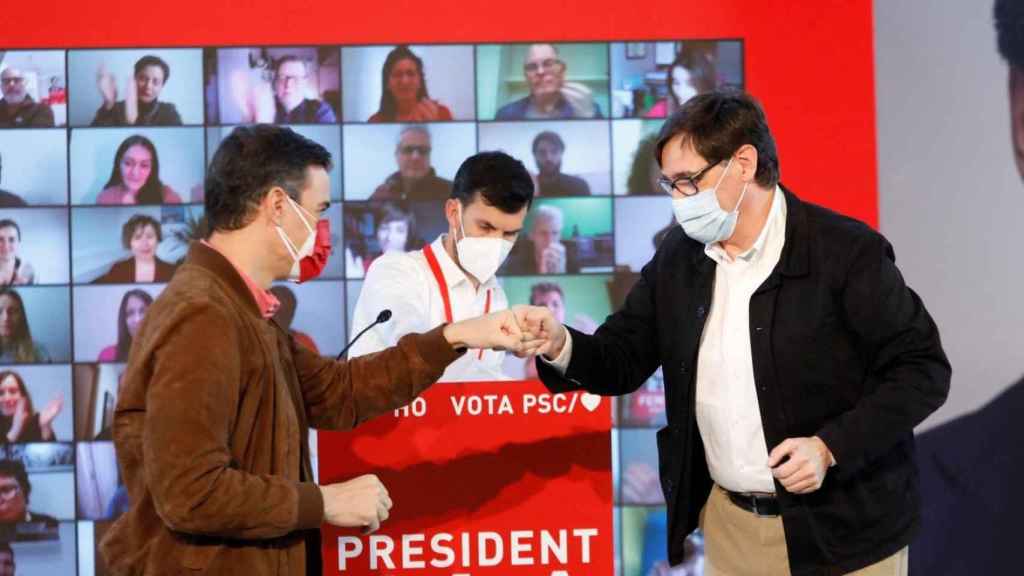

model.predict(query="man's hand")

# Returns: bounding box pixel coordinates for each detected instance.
[511,305,567,359]
[38,392,64,440]
[321,474,393,534]
[768,436,833,494]
[443,309,525,354]
[96,64,117,110]
[539,242,566,274]
[124,76,138,124]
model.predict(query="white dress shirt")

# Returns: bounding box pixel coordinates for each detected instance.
[694,187,786,493]
[547,187,787,493]
[348,234,509,382]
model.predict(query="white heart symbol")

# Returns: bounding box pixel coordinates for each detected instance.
[580,393,601,412]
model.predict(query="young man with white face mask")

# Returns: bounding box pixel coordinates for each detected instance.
[349,151,534,382]
[99,126,526,575]
[515,90,950,575]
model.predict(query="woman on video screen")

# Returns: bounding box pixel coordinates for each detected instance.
[96,135,182,205]
[369,46,453,123]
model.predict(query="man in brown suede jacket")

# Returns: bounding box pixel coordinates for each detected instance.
[99,125,526,575]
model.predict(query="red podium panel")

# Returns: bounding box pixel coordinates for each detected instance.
[318,380,613,575]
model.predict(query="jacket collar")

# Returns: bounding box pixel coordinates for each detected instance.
[685,183,809,278]
[185,241,263,319]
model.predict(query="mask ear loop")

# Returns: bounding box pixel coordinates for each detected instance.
[456,202,469,243]
[273,191,305,261]
[286,195,316,234]
[732,181,750,214]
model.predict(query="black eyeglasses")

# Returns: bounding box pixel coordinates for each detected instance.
[657,159,722,196]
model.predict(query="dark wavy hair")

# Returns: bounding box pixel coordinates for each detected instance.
[667,42,718,108]
[115,289,153,362]
[656,89,780,189]
[121,214,162,250]
[0,288,37,362]
[375,202,419,251]
[375,46,430,121]
[0,370,34,416]
[103,135,166,205]
[626,133,661,195]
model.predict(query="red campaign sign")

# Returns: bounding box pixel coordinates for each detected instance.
[318,380,613,575]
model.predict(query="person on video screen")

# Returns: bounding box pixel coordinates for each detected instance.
[370,125,453,201]
[627,134,664,196]
[496,44,603,120]
[911,2,1024,574]
[532,131,591,197]
[522,282,596,380]
[370,46,453,123]
[96,135,182,205]
[93,214,177,283]
[0,459,58,525]
[97,289,153,363]
[0,155,27,208]
[268,285,319,354]
[0,66,55,128]
[0,370,63,443]
[350,151,533,382]
[645,43,718,119]
[271,55,336,124]
[0,542,15,576]
[91,55,183,127]
[359,202,421,274]
[0,220,34,286]
[503,204,580,274]
[0,289,50,364]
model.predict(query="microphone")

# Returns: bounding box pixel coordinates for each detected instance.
[336,310,392,360]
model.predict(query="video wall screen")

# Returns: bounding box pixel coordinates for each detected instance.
[0,39,741,574]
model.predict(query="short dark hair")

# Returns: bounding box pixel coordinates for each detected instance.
[0,219,20,241]
[996,0,1024,69]
[451,151,534,214]
[529,282,563,305]
[134,55,170,83]
[205,125,332,232]
[121,214,162,249]
[655,89,780,188]
[532,131,565,154]
[0,459,30,501]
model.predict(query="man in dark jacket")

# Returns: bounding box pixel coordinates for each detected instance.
[0,67,54,128]
[910,2,1024,572]
[517,89,950,575]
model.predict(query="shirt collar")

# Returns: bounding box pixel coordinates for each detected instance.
[200,240,280,319]
[705,185,785,264]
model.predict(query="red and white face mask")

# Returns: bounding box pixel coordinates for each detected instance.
[275,197,331,283]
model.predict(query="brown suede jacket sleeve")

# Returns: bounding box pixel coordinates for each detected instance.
[142,301,315,539]
[292,325,463,430]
